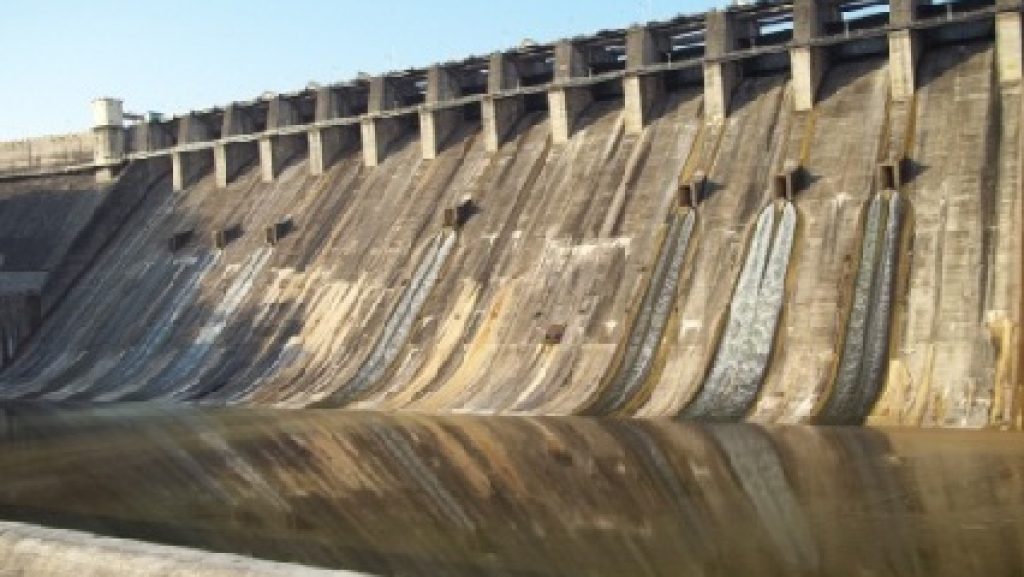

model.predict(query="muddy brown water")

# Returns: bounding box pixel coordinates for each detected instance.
[0,405,1022,576]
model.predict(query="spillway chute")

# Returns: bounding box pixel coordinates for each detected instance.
[682,200,795,420]
[319,228,458,406]
[585,208,695,415]
[817,192,902,424]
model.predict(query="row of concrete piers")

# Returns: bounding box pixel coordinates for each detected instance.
[91,0,1023,187]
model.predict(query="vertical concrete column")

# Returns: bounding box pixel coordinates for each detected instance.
[132,120,173,181]
[482,52,524,152]
[259,96,301,182]
[704,10,747,123]
[215,104,257,188]
[889,0,921,101]
[791,0,831,111]
[132,121,172,153]
[997,0,1023,85]
[624,25,664,134]
[309,87,357,176]
[420,65,463,160]
[172,114,213,191]
[361,76,404,167]
[92,98,125,183]
[548,40,592,144]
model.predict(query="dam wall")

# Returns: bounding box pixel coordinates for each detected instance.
[0,0,1022,427]
[0,132,94,177]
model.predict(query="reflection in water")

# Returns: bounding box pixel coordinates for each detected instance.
[0,405,1022,576]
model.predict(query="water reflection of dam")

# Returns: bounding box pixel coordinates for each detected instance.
[0,406,1022,577]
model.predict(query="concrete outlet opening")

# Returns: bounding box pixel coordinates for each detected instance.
[678,184,695,209]
[168,230,194,252]
[443,196,475,230]
[213,225,242,250]
[265,218,294,246]
[878,160,902,191]
[544,323,566,345]
[678,171,707,208]
[772,173,792,201]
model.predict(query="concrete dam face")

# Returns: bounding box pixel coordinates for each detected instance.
[3,1,1024,574]
[1,1,1023,429]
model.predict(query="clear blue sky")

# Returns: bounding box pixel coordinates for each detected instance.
[0,0,719,140]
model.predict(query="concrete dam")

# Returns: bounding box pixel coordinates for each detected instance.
[1,0,1024,574]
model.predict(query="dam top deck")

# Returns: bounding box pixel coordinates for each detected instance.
[88,0,1021,165]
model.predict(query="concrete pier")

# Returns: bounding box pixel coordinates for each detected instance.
[420,65,463,160]
[131,121,173,153]
[361,76,405,167]
[704,11,748,123]
[92,98,124,183]
[997,0,1023,85]
[549,40,592,144]
[792,0,836,111]
[889,0,921,101]
[172,114,213,191]
[259,96,303,182]
[215,104,258,188]
[309,87,357,175]
[624,26,665,134]
[483,52,523,152]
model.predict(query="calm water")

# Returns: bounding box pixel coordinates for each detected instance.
[1,404,1022,576]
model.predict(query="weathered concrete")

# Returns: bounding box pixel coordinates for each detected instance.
[0,521,368,577]
[420,65,463,160]
[624,26,664,134]
[549,40,593,144]
[703,10,748,123]
[791,0,835,111]
[0,2,1021,429]
[259,96,304,182]
[483,52,523,152]
[0,133,94,176]
[172,114,214,191]
[889,0,920,101]
[361,76,407,167]
[309,87,357,175]
[215,104,258,188]
[92,98,124,182]
[997,2,1023,85]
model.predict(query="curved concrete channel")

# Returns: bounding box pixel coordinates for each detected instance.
[682,201,796,420]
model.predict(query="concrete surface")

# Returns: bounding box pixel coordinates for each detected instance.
[0,521,368,576]
[0,3,1020,428]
